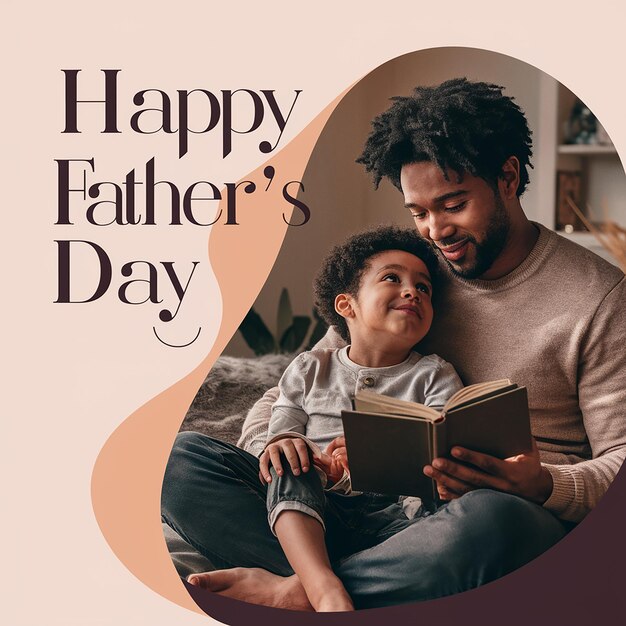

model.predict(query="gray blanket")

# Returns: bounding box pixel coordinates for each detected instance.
[166,353,293,577]
[180,353,293,444]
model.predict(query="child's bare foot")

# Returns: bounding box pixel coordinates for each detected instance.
[315,586,355,612]
[307,574,355,612]
[186,568,313,611]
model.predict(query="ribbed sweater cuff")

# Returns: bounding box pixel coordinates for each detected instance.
[238,424,269,457]
[542,463,586,522]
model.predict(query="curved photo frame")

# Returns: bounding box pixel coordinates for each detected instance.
[92,47,626,624]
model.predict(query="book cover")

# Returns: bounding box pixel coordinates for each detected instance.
[343,385,532,497]
[5,2,626,625]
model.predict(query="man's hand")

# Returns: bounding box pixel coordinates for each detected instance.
[259,437,311,484]
[423,438,553,504]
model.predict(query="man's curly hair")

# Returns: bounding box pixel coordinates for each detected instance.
[314,225,438,342]
[357,78,533,195]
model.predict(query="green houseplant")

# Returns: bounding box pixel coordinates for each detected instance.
[238,288,328,355]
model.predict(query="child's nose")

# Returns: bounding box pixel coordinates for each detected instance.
[402,286,420,300]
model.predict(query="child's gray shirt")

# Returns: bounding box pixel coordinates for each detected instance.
[268,346,463,452]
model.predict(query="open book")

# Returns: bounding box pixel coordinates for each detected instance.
[341,379,532,499]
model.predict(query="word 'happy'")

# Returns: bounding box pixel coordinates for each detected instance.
[62,69,302,158]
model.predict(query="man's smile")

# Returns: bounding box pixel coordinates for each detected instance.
[436,237,470,261]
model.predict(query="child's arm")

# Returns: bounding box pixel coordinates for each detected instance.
[238,327,345,455]
[262,353,326,482]
[267,354,310,440]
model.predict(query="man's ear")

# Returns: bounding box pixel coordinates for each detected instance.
[335,293,355,319]
[498,156,520,199]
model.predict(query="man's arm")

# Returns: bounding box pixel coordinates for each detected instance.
[237,386,279,457]
[426,277,626,523]
[237,326,346,456]
[541,276,626,520]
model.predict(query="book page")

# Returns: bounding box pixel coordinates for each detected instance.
[354,391,440,421]
[444,379,513,411]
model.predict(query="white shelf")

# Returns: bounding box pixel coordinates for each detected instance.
[557,144,617,156]
[556,230,598,245]
[534,79,623,268]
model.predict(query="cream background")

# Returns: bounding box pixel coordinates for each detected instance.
[3,1,625,625]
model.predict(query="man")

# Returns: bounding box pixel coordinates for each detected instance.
[161,78,626,609]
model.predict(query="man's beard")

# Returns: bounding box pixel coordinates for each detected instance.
[438,193,510,279]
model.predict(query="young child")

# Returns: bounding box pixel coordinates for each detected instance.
[259,225,463,612]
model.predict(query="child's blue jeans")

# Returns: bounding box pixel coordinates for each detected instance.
[266,459,419,562]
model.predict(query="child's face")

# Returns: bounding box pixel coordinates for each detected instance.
[338,249,434,352]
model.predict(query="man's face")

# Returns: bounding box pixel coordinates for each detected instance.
[400,161,511,279]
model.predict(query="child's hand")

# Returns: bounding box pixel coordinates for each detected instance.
[322,436,349,483]
[259,437,311,484]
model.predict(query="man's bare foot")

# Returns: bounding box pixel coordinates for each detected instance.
[186,568,313,611]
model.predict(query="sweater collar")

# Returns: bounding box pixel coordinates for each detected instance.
[337,345,422,374]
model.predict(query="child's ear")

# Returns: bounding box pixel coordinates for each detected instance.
[335,293,355,319]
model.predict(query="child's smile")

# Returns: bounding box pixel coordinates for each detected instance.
[393,302,424,318]
[338,249,434,367]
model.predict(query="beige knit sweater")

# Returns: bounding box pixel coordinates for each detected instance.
[239,224,626,523]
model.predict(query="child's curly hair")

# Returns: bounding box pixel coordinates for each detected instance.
[314,225,438,341]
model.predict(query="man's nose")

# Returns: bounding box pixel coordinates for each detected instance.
[425,213,454,242]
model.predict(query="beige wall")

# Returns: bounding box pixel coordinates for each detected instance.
[225,48,555,356]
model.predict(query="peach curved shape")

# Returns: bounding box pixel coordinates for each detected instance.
[90,88,351,614]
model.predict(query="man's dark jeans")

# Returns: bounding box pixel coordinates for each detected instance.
[161,432,568,609]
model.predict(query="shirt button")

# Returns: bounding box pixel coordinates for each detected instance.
[363,376,375,387]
